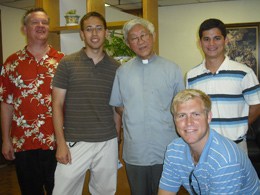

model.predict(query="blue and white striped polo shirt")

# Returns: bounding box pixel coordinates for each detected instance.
[186,57,260,141]
[159,129,260,194]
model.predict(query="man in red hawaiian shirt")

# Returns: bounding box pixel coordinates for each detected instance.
[0,8,64,195]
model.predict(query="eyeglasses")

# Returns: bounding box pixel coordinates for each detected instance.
[84,26,104,33]
[175,110,206,121]
[128,33,150,44]
[189,169,201,195]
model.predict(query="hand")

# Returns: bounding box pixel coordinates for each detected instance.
[2,140,15,160]
[56,142,72,164]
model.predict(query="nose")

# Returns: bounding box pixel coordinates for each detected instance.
[186,115,194,124]
[209,39,215,45]
[92,28,98,35]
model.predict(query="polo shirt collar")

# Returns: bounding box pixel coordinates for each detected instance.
[197,129,214,164]
[201,56,230,74]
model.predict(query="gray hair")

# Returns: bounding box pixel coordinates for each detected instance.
[123,18,155,43]
[23,8,49,25]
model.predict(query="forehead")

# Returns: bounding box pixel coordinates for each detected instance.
[202,27,223,37]
[27,11,48,20]
[128,24,149,35]
[176,97,204,111]
[83,16,104,26]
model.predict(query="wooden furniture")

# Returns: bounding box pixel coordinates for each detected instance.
[35,0,158,53]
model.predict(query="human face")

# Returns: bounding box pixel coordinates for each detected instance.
[174,97,212,147]
[80,16,107,50]
[23,11,49,43]
[127,24,154,60]
[199,27,228,60]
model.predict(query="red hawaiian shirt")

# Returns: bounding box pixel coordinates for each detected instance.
[0,46,64,152]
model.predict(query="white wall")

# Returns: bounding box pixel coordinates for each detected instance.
[60,6,137,55]
[0,6,26,62]
[158,0,260,76]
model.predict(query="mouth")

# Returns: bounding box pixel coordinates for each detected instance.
[138,45,147,51]
[184,128,197,134]
[207,47,217,51]
[36,28,46,34]
[91,37,99,43]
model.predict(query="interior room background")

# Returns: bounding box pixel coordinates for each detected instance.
[1,0,260,76]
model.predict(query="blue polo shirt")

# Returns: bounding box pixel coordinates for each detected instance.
[109,55,184,165]
[159,129,260,194]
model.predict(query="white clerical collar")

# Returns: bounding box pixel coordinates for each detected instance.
[142,59,149,64]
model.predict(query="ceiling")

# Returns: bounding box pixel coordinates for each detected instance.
[0,0,240,11]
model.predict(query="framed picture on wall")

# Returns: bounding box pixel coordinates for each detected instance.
[225,22,260,81]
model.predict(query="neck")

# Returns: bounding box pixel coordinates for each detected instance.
[191,151,200,165]
[85,48,105,64]
[27,43,50,61]
[205,55,225,73]
[140,51,155,61]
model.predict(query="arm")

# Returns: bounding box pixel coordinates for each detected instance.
[1,102,15,160]
[158,189,176,195]
[248,104,260,125]
[52,87,71,164]
[113,107,122,143]
[115,106,124,116]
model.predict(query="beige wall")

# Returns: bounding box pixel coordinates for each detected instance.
[158,0,260,76]
[1,0,260,76]
[1,6,26,62]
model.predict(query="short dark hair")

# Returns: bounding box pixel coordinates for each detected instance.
[23,7,49,25]
[199,18,226,39]
[80,11,107,31]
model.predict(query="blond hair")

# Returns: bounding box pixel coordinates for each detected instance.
[171,89,211,114]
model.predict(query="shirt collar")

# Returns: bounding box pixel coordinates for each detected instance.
[22,45,58,59]
[136,53,157,64]
[201,55,230,74]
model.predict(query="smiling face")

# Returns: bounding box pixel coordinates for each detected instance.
[199,27,228,60]
[80,16,107,51]
[174,97,212,147]
[23,11,49,43]
[127,24,155,60]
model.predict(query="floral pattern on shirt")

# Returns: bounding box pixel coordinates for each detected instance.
[0,46,64,152]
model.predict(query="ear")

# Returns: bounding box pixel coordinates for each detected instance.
[152,32,156,42]
[105,29,108,38]
[224,36,229,45]
[198,39,202,48]
[22,25,26,36]
[207,111,212,123]
[80,30,84,41]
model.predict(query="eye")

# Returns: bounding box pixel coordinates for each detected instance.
[130,37,138,42]
[42,20,49,25]
[96,26,104,31]
[191,112,201,118]
[85,27,93,32]
[176,113,186,119]
[214,36,222,41]
[140,34,146,39]
[202,37,209,41]
[30,21,39,25]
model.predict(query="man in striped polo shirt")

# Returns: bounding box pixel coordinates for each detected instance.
[186,18,260,153]
[159,89,260,194]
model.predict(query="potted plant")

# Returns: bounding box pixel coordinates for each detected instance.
[105,30,135,64]
[64,9,80,26]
